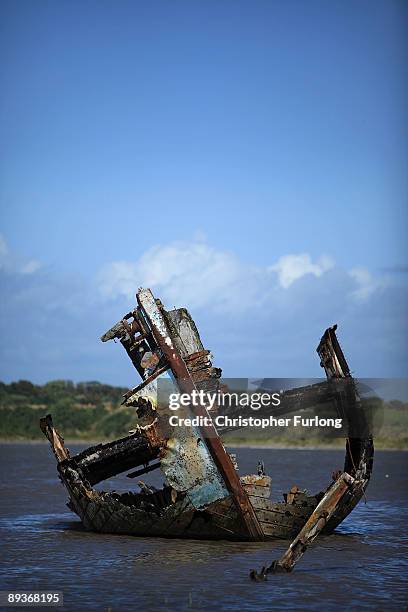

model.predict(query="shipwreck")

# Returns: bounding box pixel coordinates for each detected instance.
[41,288,374,576]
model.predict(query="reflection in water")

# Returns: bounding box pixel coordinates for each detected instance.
[0,444,407,610]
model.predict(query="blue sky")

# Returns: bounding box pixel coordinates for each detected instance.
[0,0,407,386]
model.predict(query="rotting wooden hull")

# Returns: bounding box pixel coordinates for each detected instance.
[48,431,372,541]
[55,469,370,542]
[57,463,320,540]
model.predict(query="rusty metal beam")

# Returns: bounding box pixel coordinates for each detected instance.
[137,287,264,541]
[122,364,170,403]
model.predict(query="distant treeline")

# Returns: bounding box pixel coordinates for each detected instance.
[0,380,136,440]
[0,380,407,448]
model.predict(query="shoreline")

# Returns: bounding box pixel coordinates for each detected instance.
[0,438,406,451]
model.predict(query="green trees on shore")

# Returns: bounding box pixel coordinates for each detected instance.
[0,380,135,440]
[0,380,407,448]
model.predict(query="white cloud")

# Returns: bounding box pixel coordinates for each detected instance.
[0,233,42,275]
[268,253,334,289]
[349,267,386,301]
[21,260,42,275]
[98,240,254,311]
[0,234,405,381]
[98,238,385,315]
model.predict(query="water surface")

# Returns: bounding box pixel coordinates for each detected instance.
[0,444,407,610]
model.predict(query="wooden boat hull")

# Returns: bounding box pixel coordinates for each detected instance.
[55,445,371,541]
[40,290,374,551]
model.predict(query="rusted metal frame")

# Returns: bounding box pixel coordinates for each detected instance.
[100,315,150,378]
[119,334,150,379]
[122,364,170,403]
[122,314,154,352]
[128,333,148,351]
[101,310,158,379]
[134,305,158,353]
[134,306,153,340]
[137,288,264,541]
[184,349,211,362]
[250,472,359,579]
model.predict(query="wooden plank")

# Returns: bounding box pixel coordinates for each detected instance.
[243,485,270,498]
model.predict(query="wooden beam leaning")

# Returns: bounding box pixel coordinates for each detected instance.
[137,288,264,541]
[250,472,359,579]
[40,414,70,463]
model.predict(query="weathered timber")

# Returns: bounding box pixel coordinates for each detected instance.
[250,472,359,579]
[58,434,160,486]
[40,414,70,462]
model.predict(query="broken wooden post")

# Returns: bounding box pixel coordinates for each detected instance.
[40,414,70,463]
[250,472,360,580]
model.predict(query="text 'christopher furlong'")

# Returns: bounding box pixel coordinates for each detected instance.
[168,415,343,429]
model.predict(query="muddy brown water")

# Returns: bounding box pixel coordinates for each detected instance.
[0,444,407,611]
